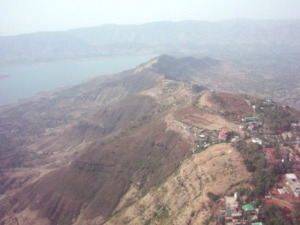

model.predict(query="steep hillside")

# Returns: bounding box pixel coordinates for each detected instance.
[0,66,160,169]
[0,59,195,224]
[0,55,299,224]
[148,55,300,110]
[105,144,250,225]
[1,116,192,225]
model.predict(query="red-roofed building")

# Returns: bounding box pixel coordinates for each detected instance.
[263,148,281,164]
[190,136,200,143]
[288,149,300,171]
[240,130,247,137]
[219,128,230,141]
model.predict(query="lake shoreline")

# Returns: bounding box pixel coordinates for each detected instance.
[0,54,157,106]
[0,53,158,68]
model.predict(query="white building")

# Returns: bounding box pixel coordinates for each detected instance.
[285,174,300,197]
[252,138,263,145]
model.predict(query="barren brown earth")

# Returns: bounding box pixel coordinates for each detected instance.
[174,106,239,132]
[0,59,197,224]
[105,144,251,225]
[208,92,253,116]
[151,55,300,110]
[1,119,192,224]
[0,55,289,225]
[0,62,165,224]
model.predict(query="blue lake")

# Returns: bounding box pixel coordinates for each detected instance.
[0,54,157,106]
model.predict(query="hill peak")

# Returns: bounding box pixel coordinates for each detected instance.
[149,55,220,81]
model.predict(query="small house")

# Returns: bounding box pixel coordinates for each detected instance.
[248,124,255,131]
[285,174,300,197]
[246,117,259,122]
[232,212,242,219]
[198,134,206,139]
[277,189,287,195]
[242,204,255,211]
[219,128,230,141]
[252,138,262,145]
[231,136,240,143]
[190,136,200,143]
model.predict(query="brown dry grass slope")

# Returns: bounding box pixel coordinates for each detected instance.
[105,143,251,225]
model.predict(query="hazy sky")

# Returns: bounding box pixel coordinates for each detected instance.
[1,0,300,36]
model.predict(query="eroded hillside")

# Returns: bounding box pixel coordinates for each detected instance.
[105,144,250,225]
[0,56,285,225]
[0,59,193,224]
[149,55,300,110]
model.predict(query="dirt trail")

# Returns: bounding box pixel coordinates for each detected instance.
[165,113,190,140]
[174,106,239,132]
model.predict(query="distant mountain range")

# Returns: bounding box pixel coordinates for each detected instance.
[1,19,300,65]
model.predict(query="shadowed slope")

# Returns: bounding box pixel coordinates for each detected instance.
[0,108,191,224]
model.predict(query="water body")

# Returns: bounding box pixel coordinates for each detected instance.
[0,54,157,106]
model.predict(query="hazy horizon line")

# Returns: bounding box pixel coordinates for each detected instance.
[2,17,300,38]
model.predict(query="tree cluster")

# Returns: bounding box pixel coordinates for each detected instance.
[263,107,298,131]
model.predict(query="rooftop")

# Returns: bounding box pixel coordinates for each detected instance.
[242,204,255,211]
[246,116,259,121]
[286,173,297,180]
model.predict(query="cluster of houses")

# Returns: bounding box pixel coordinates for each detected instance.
[189,126,235,152]
[263,148,281,164]
[219,193,262,225]
[216,99,300,224]
[189,129,218,143]
[262,146,300,172]
[261,147,300,198]
[291,122,300,148]
[291,122,300,131]
[239,116,264,139]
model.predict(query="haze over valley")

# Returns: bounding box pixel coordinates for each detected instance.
[1,19,300,110]
[1,1,300,225]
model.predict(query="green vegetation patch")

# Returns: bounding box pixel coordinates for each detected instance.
[262,106,298,132]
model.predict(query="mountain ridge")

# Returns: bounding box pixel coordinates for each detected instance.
[1,19,300,65]
[0,55,300,224]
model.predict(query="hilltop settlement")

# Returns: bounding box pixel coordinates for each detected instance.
[183,92,300,225]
